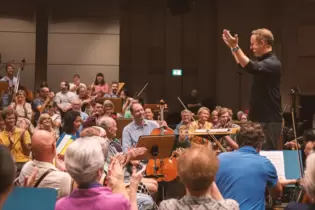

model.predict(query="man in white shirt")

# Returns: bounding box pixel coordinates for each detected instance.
[54,81,78,113]
[69,74,86,93]
[17,130,72,198]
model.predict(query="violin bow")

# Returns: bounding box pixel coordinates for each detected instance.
[291,105,303,178]
[137,82,148,97]
[177,96,226,152]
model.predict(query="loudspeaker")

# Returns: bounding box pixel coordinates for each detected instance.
[168,0,193,15]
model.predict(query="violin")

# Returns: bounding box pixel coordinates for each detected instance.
[146,99,178,182]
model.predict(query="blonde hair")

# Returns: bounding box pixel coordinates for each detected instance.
[197,107,210,115]
[37,113,52,125]
[252,28,274,46]
[181,109,191,115]
[103,100,114,109]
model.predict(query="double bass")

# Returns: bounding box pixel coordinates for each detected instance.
[146,99,178,182]
[10,59,34,103]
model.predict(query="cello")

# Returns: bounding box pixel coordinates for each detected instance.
[146,99,178,182]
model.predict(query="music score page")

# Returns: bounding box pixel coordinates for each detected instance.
[260,151,285,179]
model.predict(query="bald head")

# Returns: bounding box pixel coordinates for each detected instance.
[32,130,56,161]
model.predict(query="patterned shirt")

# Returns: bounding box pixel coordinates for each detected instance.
[159,195,239,210]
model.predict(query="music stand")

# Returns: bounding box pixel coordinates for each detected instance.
[135,134,176,178]
[95,97,123,113]
[0,81,9,108]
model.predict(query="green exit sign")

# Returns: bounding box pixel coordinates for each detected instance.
[172,69,183,76]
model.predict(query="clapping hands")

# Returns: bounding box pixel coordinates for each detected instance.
[222,29,238,48]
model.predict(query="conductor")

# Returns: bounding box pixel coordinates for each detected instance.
[222,28,282,150]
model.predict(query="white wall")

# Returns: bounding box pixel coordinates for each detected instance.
[47,0,120,92]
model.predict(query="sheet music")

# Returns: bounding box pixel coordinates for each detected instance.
[260,151,285,178]
[56,134,72,154]
[195,129,229,133]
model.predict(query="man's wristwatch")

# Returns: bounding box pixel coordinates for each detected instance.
[231,46,240,53]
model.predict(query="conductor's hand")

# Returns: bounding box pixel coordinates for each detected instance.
[222,29,238,48]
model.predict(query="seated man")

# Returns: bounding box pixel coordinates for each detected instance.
[159,145,239,210]
[216,123,295,210]
[17,130,72,198]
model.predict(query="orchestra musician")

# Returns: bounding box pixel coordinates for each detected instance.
[82,101,104,128]
[8,90,34,134]
[91,73,109,96]
[0,64,18,107]
[214,108,239,151]
[32,86,55,126]
[0,108,32,175]
[54,81,78,114]
[119,89,133,118]
[144,108,154,120]
[104,82,119,98]
[174,109,193,148]
[222,28,282,150]
[76,85,94,116]
[210,108,220,127]
[237,111,248,122]
[122,102,160,152]
[216,122,295,210]
[188,107,212,145]
[103,100,117,119]
[69,74,86,93]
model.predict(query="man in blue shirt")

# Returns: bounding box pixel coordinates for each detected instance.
[216,122,283,210]
[122,102,160,152]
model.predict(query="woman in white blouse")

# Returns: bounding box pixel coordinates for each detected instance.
[9,90,34,134]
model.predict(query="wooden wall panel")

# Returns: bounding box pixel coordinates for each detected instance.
[196,0,217,101]
[120,0,218,112]
[47,0,120,91]
[0,0,35,91]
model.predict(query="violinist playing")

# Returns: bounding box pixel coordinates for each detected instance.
[1,63,18,107]
[174,109,193,148]
[76,85,95,116]
[188,107,212,145]
[213,107,239,151]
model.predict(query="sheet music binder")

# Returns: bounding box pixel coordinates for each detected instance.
[56,134,74,155]
[260,150,303,180]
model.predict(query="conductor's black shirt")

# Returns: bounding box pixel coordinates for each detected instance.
[240,52,282,123]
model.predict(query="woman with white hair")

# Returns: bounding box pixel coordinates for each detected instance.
[55,136,140,210]
[285,153,315,209]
